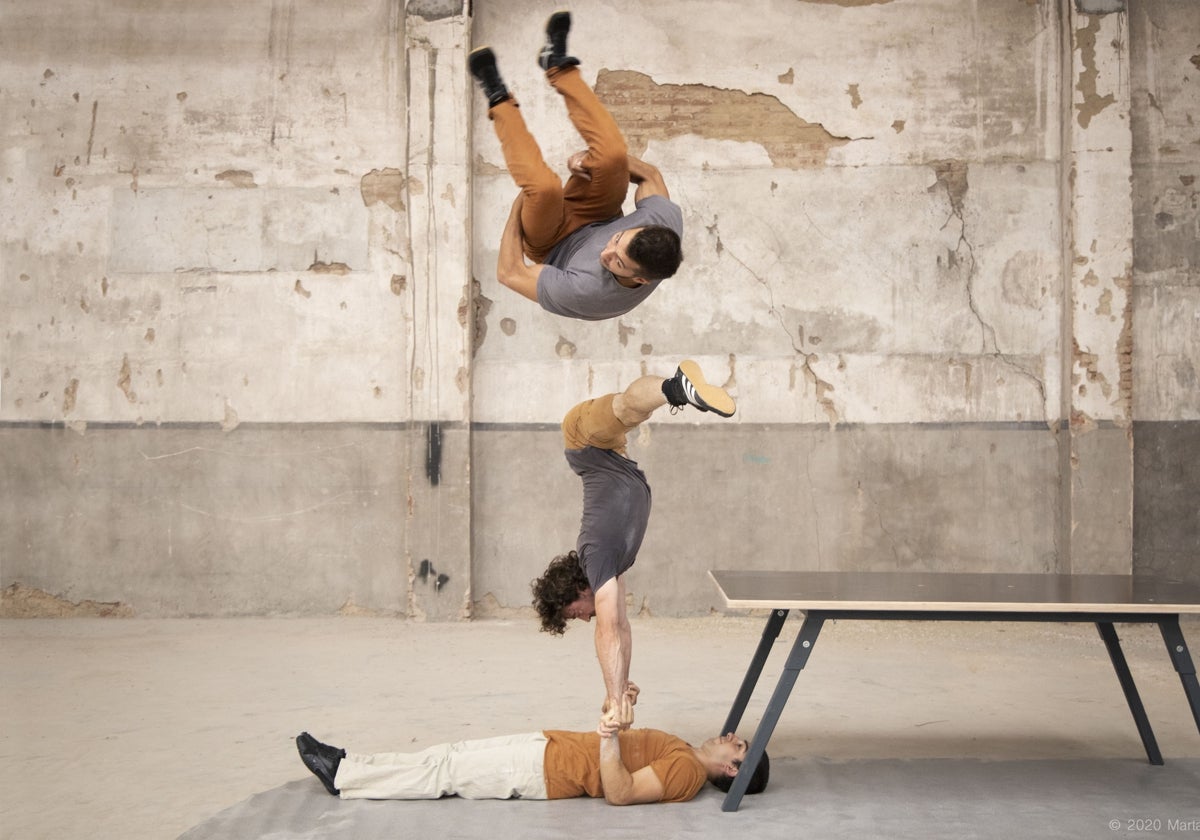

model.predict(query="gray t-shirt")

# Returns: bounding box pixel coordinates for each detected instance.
[564,446,653,593]
[537,194,683,321]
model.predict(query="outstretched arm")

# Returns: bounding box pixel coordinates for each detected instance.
[496,193,544,303]
[627,155,669,202]
[593,575,632,726]
[597,698,665,806]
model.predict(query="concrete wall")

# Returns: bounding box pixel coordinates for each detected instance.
[1129,1,1200,583]
[1,0,1195,617]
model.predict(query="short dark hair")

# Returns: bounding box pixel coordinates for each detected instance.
[531,551,590,635]
[626,225,683,281]
[709,749,770,795]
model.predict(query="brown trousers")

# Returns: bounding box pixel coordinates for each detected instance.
[489,66,629,263]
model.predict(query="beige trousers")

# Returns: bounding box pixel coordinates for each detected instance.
[334,732,549,800]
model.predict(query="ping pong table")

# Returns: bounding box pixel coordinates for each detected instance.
[710,570,1200,812]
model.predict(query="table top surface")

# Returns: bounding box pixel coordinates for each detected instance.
[709,570,1200,614]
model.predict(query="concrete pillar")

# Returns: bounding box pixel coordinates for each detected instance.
[1062,1,1134,573]
[401,2,474,619]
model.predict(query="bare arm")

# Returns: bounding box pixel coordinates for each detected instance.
[626,155,669,202]
[597,699,665,806]
[496,193,544,302]
[593,576,632,725]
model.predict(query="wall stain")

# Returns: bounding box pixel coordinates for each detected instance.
[390,274,407,295]
[221,399,239,432]
[847,83,862,109]
[617,320,636,347]
[594,70,852,169]
[500,317,516,336]
[294,278,312,298]
[360,167,407,212]
[426,422,442,486]
[215,169,257,188]
[62,378,78,413]
[556,336,577,358]
[417,558,451,592]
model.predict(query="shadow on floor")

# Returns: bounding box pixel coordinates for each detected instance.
[181,756,1200,839]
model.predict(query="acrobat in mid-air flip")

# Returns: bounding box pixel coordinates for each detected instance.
[531,360,736,730]
[296,695,768,806]
[469,11,684,321]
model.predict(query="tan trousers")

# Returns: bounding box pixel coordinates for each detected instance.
[489,66,629,263]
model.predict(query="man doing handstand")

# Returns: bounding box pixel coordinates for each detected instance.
[469,11,683,321]
[531,360,735,729]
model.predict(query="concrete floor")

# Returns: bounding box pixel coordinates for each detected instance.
[3,616,1199,839]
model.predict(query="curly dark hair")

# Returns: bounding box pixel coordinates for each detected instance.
[626,225,683,281]
[531,550,590,635]
[709,748,770,795]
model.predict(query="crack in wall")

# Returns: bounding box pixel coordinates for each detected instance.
[709,215,839,426]
[929,160,1049,423]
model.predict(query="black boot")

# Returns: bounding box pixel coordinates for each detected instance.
[296,732,346,796]
[468,47,511,107]
[537,11,580,71]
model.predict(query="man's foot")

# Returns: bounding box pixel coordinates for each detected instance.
[537,10,580,71]
[296,732,346,796]
[468,47,511,107]
[662,360,736,417]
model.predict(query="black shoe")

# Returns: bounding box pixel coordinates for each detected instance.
[468,47,511,107]
[537,10,580,71]
[296,731,345,796]
[662,360,736,418]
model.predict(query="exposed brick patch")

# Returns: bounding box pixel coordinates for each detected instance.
[594,70,851,169]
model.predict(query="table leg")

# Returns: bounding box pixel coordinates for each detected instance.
[1158,616,1200,733]
[1096,621,1163,765]
[722,612,825,812]
[722,608,788,737]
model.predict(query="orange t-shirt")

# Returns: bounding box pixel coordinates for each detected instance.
[542,729,707,803]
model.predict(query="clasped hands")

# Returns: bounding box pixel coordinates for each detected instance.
[597,681,639,737]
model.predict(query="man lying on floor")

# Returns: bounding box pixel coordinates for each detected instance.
[296,693,768,806]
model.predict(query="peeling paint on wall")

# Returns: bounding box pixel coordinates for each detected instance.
[555,336,577,359]
[308,260,350,274]
[594,70,852,169]
[360,167,407,211]
[465,279,492,356]
[117,355,136,402]
[215,169,257,188]
[221,400,239,432]
[1073,15,1116,129]
[0,583,132,618]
